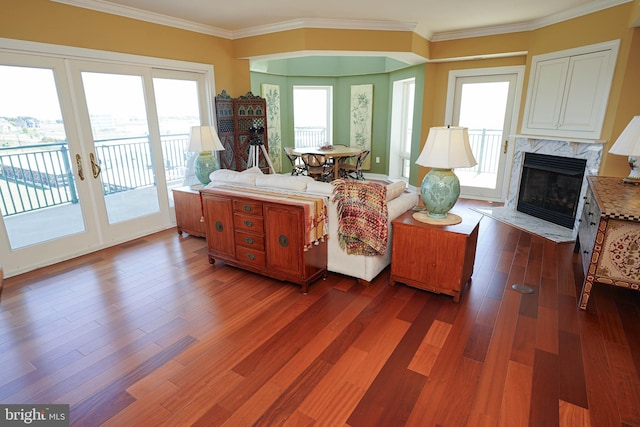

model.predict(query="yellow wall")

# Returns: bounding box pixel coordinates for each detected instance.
[3,0,639,177]
[0,0,245,95]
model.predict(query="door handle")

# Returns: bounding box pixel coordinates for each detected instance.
[89,153,101,179]
[75,154,85,181]
[503,140,509,154]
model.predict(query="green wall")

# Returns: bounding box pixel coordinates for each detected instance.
[251,64,425,183]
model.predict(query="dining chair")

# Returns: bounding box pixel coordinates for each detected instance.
[338,150,370,180]
[301,153,334,182]
[283,147,306,176]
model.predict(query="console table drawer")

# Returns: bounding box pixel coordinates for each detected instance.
[235,246,266,267]
[236,230,265,250]
[234,213,264,233]
[234,200,263,215]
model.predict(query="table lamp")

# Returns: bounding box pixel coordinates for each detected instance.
[609,115,640,184]
[415,125,477,224]
[188,125,225,185]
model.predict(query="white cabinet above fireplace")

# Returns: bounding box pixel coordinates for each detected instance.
[521,40,619,140]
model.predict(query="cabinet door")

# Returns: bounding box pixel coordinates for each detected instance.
[559,50,612,133]
[521,40,619,139]
[264,205,301,276]
[525,57,569,131]
[202,195,235,257]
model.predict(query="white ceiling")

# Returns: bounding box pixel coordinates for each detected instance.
[56,0,629,41]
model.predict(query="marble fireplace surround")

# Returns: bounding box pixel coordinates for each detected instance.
[475,135,604,243]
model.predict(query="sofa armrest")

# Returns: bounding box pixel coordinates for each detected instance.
[388,191,419,221]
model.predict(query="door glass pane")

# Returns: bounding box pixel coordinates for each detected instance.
[456,81,509,190]
[0,65,86,249]
[81,72,159,224]
[153,77,201,201]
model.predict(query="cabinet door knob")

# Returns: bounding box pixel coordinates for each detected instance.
[244,237,254,245]
[215,221,223,232]
[243,205,253,212]
[244,220,254,227]
[246,253,256,261]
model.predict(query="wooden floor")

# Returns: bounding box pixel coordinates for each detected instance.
[2,200,640,426]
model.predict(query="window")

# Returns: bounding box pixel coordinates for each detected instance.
[389,78,415,180]
[293,86,332,148]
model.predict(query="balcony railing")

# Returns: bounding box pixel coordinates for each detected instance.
[458,128,503,174]
[1,129,502,217]
[294,127,327,148]
[0,134,189,217]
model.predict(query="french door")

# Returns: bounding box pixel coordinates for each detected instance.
[445,67,524,201]
[0,43,212,276]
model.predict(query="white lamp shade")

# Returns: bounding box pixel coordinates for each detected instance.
[415,126,477,169]
[188,125,225,152]
[609,116,640,156]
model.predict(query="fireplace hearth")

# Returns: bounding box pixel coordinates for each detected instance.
[517,153,587,229]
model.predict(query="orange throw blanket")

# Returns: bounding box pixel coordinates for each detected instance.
[332,180,388,256]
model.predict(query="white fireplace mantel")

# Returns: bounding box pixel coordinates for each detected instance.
[507,136,604,239]
[512,134,605,155]
[474,136,605,243]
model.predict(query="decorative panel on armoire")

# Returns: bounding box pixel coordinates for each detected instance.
[215,90,270,172]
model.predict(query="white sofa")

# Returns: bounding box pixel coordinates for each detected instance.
[205,168,418,285]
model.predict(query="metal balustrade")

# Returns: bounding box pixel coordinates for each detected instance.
[1,129,501,217]
[457,128,502,174]
[0,134,189,217]
[294,127,327,148]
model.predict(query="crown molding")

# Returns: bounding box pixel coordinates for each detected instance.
[233,18,417,39]
[431,0,631,41]
[51,0,233,38]
[52,0,631,42]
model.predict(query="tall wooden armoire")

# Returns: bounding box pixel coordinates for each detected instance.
[215,90,269,172]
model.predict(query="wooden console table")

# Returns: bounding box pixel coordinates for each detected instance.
[390,208,482,302]
[578,176,640,309]
[200,187,327,294]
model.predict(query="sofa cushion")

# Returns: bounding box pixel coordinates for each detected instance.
[208,168,260,186]
[386,181,406,201]
[243,166,264,175]
[255,174,315,192]
[306,181,334,196]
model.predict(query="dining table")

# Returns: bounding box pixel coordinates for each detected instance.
[292,145,364,180]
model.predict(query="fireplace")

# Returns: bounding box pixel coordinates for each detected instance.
[516,153,587,229]
[474,136,603,243]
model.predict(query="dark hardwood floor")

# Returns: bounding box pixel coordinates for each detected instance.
[2,200,640,426]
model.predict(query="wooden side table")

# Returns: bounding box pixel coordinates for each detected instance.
[390,208,482,302]
[172,186,206,237]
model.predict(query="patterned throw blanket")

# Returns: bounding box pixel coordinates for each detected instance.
[332,180,388,256]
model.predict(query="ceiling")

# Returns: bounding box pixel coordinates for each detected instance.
[54,0,629,75]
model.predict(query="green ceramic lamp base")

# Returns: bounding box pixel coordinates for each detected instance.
[420,168,460,219]
[194,151,219,185]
